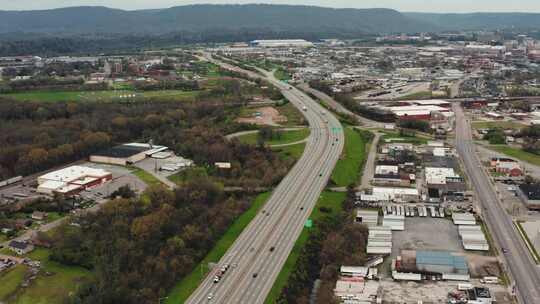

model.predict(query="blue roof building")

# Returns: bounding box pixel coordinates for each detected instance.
[416,250,469,275]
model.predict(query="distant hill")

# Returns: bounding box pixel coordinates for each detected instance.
[0,4,432,35]
[405,12,540,31]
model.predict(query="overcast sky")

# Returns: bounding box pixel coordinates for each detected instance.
[1,0,540,13]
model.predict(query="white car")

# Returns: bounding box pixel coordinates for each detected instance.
[208,293,214,301]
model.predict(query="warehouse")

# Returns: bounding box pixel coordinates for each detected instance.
[395,250,470,281]
[250,39,314,48]
[90,143,168,166]
[37,165,112,196]
[359,187,419,203]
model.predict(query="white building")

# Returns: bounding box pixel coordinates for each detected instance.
[37,165,112,196]
[425,167,460,185]
[250,39,313,48]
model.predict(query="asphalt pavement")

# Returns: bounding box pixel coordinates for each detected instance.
[454,103,540,304]
[186,55,344,304]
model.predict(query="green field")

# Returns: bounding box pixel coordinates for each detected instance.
[0,265,28,301]
[273,68,291,81]
[472,121,525,130]
[488,145,540,167]
[6,248,92,304]
[277,102,307,126]
[166,192,272,303]
[398,91,433,100]
[272,142,307,162]
[168,167,209,185]
[237,128,310,146]
[1,90,198,103]
[130,167,164,187]
[264,191,346,304]
[331,127,371,187]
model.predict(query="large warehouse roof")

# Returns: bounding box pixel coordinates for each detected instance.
[39,165,110,183]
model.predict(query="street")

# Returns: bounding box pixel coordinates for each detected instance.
[454,103,540,304]
[186,56,344,303]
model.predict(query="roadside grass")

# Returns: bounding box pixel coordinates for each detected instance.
[264,191,346,304]
[129,167,163,187]
[237,128,310,146]
[273,68,291,81]
[168,167,209,185]
[10,248,92,304]
[331,127,370,187]
[0,90,198,103]
[472,121,525,130]
[397,91,433,100]
[488,145,540,167]
[515,222,540,264]
[166,192,272,304]
[0,265,28,301]
[277,102,307,126]
[272,142,306,162]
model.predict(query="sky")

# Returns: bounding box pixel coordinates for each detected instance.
[1,0,540,13]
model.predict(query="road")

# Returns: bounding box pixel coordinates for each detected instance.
[186,55,344,304]
[454,103,540,304]
[298,82,385,129]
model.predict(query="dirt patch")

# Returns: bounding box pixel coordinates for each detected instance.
[466,254,502,278]
[236,107,287,126]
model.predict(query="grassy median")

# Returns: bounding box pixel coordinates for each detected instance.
[264,191,346,304]
[331,127,371,187]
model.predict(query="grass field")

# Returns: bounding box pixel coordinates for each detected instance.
[272,142,307,162]
[488,145,540,167]
[8,248,92,304]
[264,191,346,304]
[1,89,199,103]
[331,127,370,187]
[398,91,433,100]
[472,121,525,130]
[168,167,208,185]
[166,192,272,304]
[129,167,163,187]
[274,68,291,81]
[237,128,310,146]
[0,265,28,301]
[277,102,307,126]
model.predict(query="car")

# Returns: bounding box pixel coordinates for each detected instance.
[252,273,258,278]
[319,173,323,177]
[213,276,220,283]
[208,293,214,301]
[269,246,275,252]
[502,248,509,254]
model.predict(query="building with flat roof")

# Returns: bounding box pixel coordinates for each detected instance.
[37,165,112,196]
[90,143,168,166]
[250,39,313,48]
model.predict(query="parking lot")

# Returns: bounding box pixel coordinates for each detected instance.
[391,217,465,258]
[380,278,512,304]
[79,162,147,200]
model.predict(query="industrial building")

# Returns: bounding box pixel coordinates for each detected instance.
[90,143,168,166]
[359,187,419,203]
[356,210,379,227]
[452,213,476,225]
[458,225,489,251]
[249,39,314,48]
[393,250,470,281]
[367,225,392,254]
[37,165,112,196]
[517,183,540,210]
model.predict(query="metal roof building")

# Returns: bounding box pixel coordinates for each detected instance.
[416,250,469,275]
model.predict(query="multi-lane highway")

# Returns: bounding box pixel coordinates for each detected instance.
[186,56,344,304]
[454,103,540,304]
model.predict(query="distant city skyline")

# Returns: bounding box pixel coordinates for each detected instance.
[2,0,540,13]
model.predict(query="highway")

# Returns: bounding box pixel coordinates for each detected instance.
[454,103,540,304]
[186,55,345,304]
